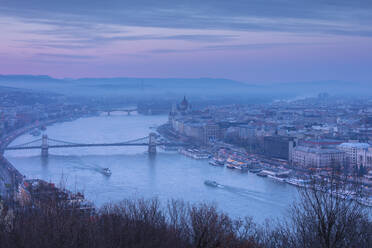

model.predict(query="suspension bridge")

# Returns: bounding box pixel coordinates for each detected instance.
[4,133,183,157]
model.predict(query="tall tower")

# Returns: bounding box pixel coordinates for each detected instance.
[148,132,157,155]
[41,134,48,157]
[178,96,189,114]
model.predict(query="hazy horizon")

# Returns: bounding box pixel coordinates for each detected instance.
[1,0,371,83]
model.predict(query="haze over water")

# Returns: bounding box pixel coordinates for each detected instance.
[5,113,298,222]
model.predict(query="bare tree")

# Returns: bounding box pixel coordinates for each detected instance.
[277,174,372,248]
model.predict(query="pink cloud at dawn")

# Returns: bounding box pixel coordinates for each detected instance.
[0,1,371,83]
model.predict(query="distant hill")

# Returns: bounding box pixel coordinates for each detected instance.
[0,75,258,100]
[264,81,371,97]
[0,75,370,102]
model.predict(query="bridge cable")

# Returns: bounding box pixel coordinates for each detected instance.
[47,138,82,146]
[8,138,42,148]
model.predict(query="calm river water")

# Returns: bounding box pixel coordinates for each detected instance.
[5,113,298,222]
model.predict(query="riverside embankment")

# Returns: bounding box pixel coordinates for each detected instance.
[0,115,89,201]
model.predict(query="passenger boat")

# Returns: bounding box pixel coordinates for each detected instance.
[204,180,223,188]
[193,153,210,159]
[267,175,287,183]
[256,171,268,177]
[179,148,210,160]
[235,162,249,170]
[226,164,235,169]
[249,168,262,173]
[286,178,309,187]
[102,168,112,176]
[209,157,225,166]
[225,158,248,170]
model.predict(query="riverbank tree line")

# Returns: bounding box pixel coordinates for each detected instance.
[0,179,371,248]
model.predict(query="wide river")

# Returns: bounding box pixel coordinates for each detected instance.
[5,113,298,222]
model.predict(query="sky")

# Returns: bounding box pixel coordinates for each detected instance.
[0,0,371,83]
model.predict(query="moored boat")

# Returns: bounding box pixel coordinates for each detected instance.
[286,178,309,187]
[179,148,210,160]
[225,158,248,170]
[209,157,225,166]
[249,168,262,173]
[257,171,268,177]
[267,175,287,183]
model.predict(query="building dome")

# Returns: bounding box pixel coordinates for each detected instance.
[178,96,189,111]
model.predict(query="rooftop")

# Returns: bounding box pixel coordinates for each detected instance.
[295,146,344,154]
[339,143,370,149]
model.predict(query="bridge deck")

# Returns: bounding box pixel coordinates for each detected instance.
[5,143,182,150]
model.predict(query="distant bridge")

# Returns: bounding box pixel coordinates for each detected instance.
[104,108,138,116]
[4,133,184,157]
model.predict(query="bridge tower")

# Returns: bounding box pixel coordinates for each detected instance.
[41,134,48,157]
[148,132,157,155]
